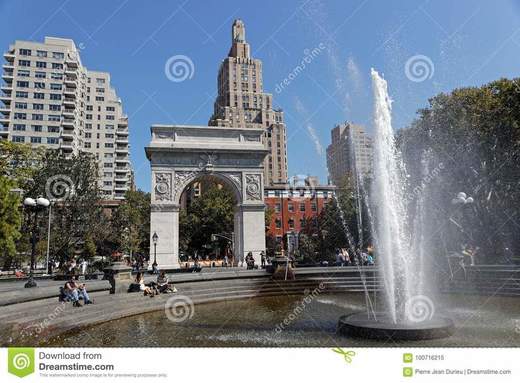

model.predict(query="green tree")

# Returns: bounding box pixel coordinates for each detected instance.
[0,176,22,269]
[179,185,235,255]
[0,141,44,190]
[25,150,102,264]
[112,190,151,258]
[398,77,520,263]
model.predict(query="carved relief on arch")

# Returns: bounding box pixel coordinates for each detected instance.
[154,172,172,201]
[245,173,262,201]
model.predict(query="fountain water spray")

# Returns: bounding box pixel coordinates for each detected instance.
[337,69,454,340]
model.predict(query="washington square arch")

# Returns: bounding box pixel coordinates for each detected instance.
[145,124,269,269]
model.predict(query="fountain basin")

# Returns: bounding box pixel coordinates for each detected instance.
[338,312,454,340]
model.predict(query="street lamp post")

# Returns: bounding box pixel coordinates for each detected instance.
[23,197,50,288]
[152,231,158,273]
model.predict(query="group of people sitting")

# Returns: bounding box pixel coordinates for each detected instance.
[131,271,177,297]
[335,248,374,266]
[59,279,94,307]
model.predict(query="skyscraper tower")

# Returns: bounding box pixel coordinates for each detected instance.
[209,19,288,186]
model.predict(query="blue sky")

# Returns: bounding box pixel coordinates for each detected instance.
[2,0,520,191]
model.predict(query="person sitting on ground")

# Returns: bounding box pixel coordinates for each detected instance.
[157,271,177,293]
[135,272,155,297]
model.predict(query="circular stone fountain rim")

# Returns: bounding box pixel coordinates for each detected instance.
[338,312,455,340]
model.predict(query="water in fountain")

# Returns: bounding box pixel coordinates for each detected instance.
[370,68,433,324]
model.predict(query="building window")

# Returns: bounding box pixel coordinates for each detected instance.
[14,113,26,120]
[18,60,30,67]
[13,124,25,131]
[33,103,44,110]
[12,136,25,143]
[35,71,46,79]
[50,94,61,100]
[30,137,42,144]
[16,91,28,98]
[275,203,281,212]
[16,81,29,88]
[15,102,27,109]
[34,82,45,89]
[33,93,45,99]
[18,70,30,77]
[36,61,46,68]
[300,203,306,212]
[288,203,294,212]
[275,219,282,229]
[311,203,317,212]
[52,52,64,59]
[50,83,62,90]
[32,125,43,132]
[48,126,59,133]
[47,137,59,144]
[32,114,43,121]
[36,50,47,57]
[49,104,61,111]
[48,115,60,122]
[288,218,294,229]
[52,63,63,69]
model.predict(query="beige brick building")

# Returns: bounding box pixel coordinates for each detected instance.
[0,37,131,199]
[326,122,373,186]
[209,19,288,186]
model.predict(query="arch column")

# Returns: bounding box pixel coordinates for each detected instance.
[150,204,180,269]
[235,203,266,266]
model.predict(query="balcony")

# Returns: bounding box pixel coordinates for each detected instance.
[63,109,75,118]
[63,99,75,107]
[3,52,15,61]
[2,71,13,82]
[114,183,128,191]
[63,89,76,98]
[115,157,130,163]
[0,106,10,114]
[1,85,13,92]
[0,94,11,104]
[2,62,14,71]
[64,79,77,88]
[0,128,8,137]
[115,137,128,144]
[62,118,75,128]
[0,115,9,126]
[116,127,129,135]
[65,58,78,68]
[65,69,77,78]
[115,146,128,153]
[115,166,129,171]
[61,131,74,139]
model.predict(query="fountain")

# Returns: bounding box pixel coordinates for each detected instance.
[337,69,454,340]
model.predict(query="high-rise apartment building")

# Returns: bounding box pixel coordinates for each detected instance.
[326,122,373,186]
[209,19,288,186]
[0,37,131,199]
